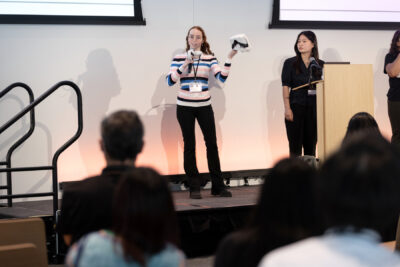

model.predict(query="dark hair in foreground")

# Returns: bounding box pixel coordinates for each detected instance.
[318,132,400,234]
[214,158,319,267]
[112,167,179,265]
[251,158,319,240]
[343,112,380,143]
[101,110,144,161]
[237,158,318,261]
[389,29,400,55]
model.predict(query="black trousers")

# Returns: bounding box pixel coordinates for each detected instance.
[388,100,400,146]
[285,103,317,157]
[176,105,224,190]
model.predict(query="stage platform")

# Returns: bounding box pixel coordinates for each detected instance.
[0,185,260,262]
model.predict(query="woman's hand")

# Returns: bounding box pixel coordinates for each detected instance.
[228,50,238,60]
[183,56,194,69]
[285,108,294,121]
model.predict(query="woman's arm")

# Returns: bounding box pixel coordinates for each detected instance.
[211,50,238,83]
[166,55,193,86]
[283,86,293,121]
[386,53,400,78]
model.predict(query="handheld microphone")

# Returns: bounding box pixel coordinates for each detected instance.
[187,50,193,73]
[309,57,322,69]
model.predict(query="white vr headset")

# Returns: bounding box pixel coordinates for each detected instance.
[230,34,251,52]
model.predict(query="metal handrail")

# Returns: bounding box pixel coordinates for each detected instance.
[0,81,83,216]
[0,82,35,206]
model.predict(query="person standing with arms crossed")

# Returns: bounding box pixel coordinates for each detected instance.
[384,29,400,146]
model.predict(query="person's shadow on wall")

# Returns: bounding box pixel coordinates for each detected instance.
[265,56,288,160]
[321,48,343,63]
[72,49,121,176]
[149,74,182,175]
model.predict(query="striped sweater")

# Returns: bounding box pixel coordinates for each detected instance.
[166,53,231,107]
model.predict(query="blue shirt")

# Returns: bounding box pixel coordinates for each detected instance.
[66,230,185,267]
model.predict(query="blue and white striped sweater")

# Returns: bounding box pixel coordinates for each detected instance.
[167,53,231,107]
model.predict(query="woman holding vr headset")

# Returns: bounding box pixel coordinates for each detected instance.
[166,26,237,199]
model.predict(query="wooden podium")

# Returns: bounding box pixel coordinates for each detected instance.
[316,64,374,161]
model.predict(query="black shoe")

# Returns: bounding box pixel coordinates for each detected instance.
[190,190,202,199]
[211,187,232,197]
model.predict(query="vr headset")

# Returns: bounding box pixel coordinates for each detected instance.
[230,34,251,52]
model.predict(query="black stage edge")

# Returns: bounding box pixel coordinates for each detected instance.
[59,168,269,190]
[166,168,269,184]
[0,185,260,263]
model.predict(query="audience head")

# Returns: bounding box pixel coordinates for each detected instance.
[251,158,318,240]
[112,167,179,264]
[389,29,400,54]
[318,132,400,234]
[343,112,380,143]
[100,110,144,163]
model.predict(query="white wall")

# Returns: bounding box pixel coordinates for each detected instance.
[0,0,394,201]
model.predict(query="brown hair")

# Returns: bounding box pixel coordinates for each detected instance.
[185,26,214,55]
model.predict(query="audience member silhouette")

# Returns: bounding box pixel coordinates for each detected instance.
[214,157,319,267]
[66,167,185,267]
[343,112,380,144]
[58,110,144,246]
[259,132,400,266]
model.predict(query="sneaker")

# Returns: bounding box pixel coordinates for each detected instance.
[190,190,202,199]
[211,187,232,197]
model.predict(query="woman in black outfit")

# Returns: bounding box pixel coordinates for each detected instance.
[282,31,324,157]
[384,29,400,146]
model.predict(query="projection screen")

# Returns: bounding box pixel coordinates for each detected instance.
[269,0,400,30]
[0,0,145,25]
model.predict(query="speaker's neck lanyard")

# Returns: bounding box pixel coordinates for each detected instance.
[193,56,200,80]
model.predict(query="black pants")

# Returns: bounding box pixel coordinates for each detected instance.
[177,105,224,190]
[388,100,400,146]
[285,103,317,157]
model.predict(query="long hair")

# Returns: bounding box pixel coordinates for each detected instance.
[318,132,400,234]
[343,112,380,144]
[293,31,320,75]
[112,168,179,265]
[389,29,400,55]
[185,26,214,55]
[247,158,318,250]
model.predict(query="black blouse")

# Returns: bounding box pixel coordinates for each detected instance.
[384,53,400,101]
[282,56,324,106]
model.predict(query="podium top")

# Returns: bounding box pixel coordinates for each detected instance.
[324,62,350,65]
